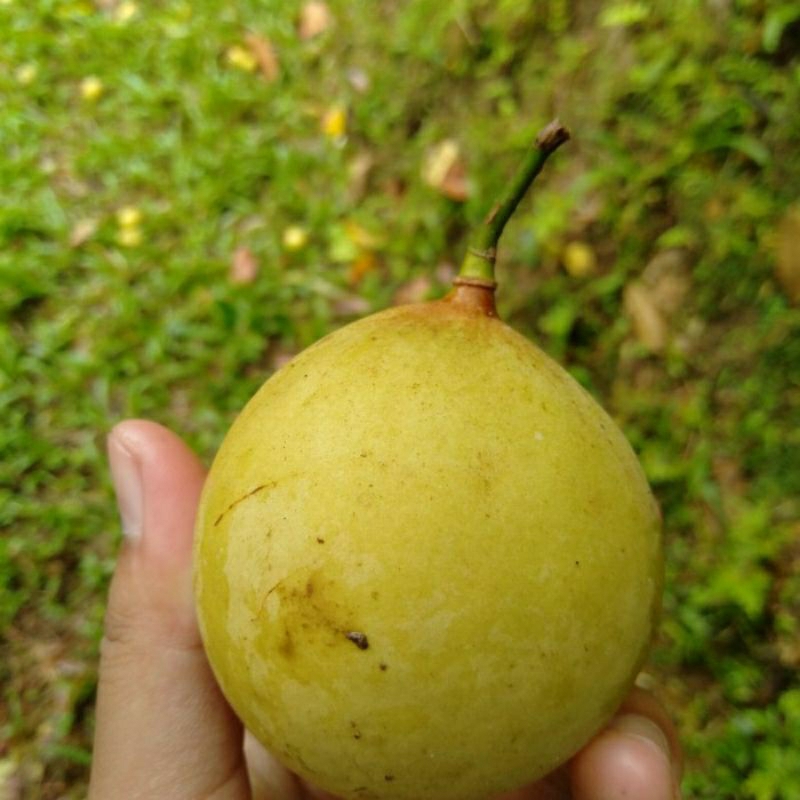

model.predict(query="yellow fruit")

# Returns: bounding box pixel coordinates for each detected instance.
[193,122,662,800]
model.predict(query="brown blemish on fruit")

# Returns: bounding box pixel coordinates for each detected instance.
[214,482,275,526]
[346,631,369,650]
[264,570,371,662]
[278,626,294,659]
[384,774,395,782]
[316,537,325,543]
[379,662,388,671]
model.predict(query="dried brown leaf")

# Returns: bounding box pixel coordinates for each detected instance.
[623,282,668,353]
[299,1,333,39]
[347,152,374,200]
[641,249,691,316]
[440,161,470,202]
[776,205,800,304]
[230,246,259,285]
[347,252,378,286]
[245,32,280,82]
[346,67,370,93]
[422,140,470,202]
[69,218,98,248]
[333,294,371,316]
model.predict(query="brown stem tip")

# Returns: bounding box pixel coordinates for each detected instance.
[535,120,571,153]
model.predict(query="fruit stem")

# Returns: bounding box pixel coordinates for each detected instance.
[457,120,570,284]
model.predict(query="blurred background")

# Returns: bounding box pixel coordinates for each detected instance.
[1,1,799,797]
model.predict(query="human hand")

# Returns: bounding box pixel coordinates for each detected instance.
[89,419,682,800]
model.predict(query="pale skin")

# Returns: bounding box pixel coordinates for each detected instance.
[89,420,683,800]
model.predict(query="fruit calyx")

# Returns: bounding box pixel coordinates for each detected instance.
[453,119,570,318]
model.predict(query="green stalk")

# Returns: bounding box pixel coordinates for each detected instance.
[458,120,570,283]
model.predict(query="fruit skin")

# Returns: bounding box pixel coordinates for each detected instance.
[194,296,663,800]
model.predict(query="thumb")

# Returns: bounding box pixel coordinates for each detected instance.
[89,420,249,800]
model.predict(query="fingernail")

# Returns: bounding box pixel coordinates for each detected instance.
[108,431,143,541]
[611,713,671,762]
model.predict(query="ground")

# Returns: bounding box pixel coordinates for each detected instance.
[1,2,799,798]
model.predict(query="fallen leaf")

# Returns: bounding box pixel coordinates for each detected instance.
[230,246,259,284]
[562,241,597,277]
[623,282,667,353]
[423,140,459,188]
[439,160,470,202]
[393,276,432,306]
[333,294,371,316]
[69,218,97,247]
[347,152,374,200]
[245,32,280,82]
[348,251,378,285]
[641,249,691,316]
[346,67,370,93]
[422,140,470,201]
[776,205,800,304]
[299,1,333,39]
[383,177,407,198]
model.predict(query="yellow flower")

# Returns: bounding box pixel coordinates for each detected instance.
[562,241,597,278]
[15,64,38,85]
[80,76,104,101]
[226,45,257,72]
[114,1,138,23]
[117,227,143,248]
[282,226,309,251]
[321,105,347,139]
[116,206,143,228]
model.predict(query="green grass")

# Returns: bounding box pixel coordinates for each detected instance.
[2,1,799,797]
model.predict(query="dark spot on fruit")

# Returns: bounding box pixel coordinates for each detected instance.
[360,451,369,458]
[575,560,580,566]
[305,580,314,597]
[379,663,388,671]
[350,721,362,739]
[346,631,369,650]
[316,537,325,544]
[279,628,294,659]
[384,775,394,782]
